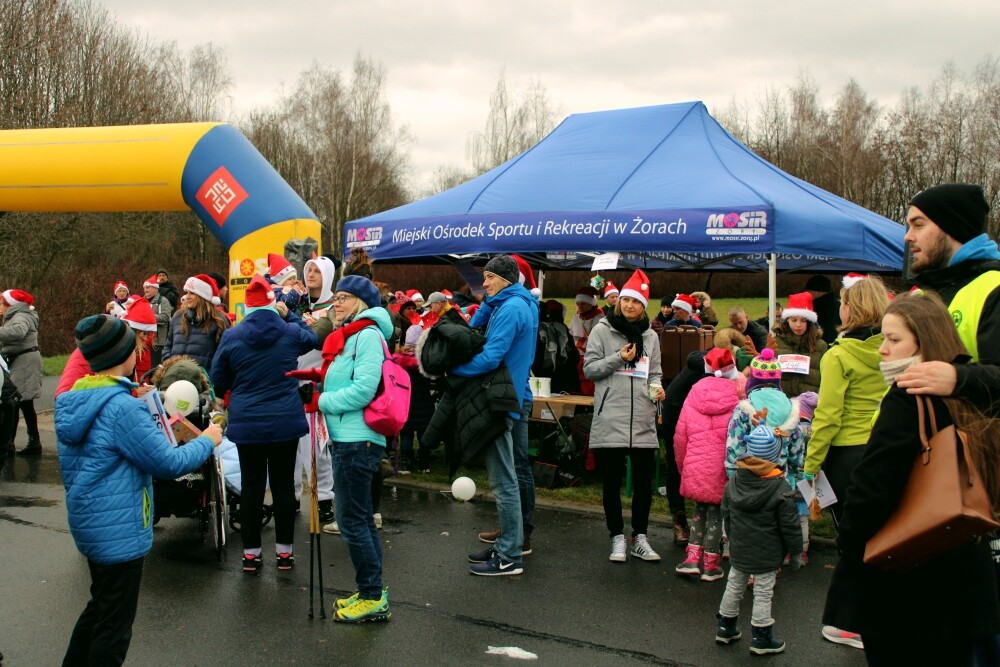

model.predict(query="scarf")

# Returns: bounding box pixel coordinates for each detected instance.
[605,311,648,369]
[880,354,922,386]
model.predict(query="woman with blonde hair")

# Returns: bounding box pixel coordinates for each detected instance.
[163,274,230,372]
[824,291,1000,665]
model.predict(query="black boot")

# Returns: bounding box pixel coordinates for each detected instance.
[715,614,741,644]
[750,624,785,655]
[17,437,41,457]
[318,499,334,524]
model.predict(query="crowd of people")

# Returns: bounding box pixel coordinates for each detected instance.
[4,184,1000,665]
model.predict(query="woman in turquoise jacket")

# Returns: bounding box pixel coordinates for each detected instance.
[318,275,393,624]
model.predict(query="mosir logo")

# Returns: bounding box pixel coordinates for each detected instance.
[345,226,383,249]
[197,166,248,226]
[705,211,768,240]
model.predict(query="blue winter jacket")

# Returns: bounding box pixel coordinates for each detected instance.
[318,306,394,447]
[210,308,318,444]
[453,282,538,417]
[55,375,215,564]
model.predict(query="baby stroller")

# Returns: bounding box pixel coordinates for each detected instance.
[144,357,234,560]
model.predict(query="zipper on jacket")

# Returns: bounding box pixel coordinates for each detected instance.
[597,387,611,416]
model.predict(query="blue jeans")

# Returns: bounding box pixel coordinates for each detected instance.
[331,440,384,599]
[486,418,523,561]
[513,400,535,539]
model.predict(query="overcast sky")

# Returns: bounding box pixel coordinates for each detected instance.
[100,1,1000,194]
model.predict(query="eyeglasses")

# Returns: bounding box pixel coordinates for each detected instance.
[333,294,357,304]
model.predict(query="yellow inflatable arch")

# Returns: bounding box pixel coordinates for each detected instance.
[0,122,321,318]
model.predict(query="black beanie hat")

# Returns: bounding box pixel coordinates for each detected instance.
[483,255,519,286]
[909,184,990,244]
[804,274,832,293]
[660,295,673,307]
[75,315,136,372]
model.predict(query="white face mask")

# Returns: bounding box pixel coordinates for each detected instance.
[879,354,922,385]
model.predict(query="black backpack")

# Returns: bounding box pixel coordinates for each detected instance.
[534,321,571,377]
[1,364,20,406]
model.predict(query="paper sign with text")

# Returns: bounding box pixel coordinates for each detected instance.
[796,471,837,508]
[778,354,811,375]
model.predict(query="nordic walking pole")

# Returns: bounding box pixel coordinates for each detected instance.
[309,414,327,619]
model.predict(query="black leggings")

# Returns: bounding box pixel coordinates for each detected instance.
[824,445,867,527]
[236,440,298,551]
[9,399,39,443]
[595,448,656,537]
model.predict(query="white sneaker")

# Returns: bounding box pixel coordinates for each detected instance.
[609,534,627,563]
[821,626,864,650]
[374,513,383,529]
[322,521,340,535]
[630,534,661,562]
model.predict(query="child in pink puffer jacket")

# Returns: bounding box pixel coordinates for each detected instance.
[674,348,746,582]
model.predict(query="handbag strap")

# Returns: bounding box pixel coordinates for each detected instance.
[915,395,934,464]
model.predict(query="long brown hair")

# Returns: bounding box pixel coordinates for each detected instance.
[176,294,229,342]
[773,318,824,353]
[886,292,1000,513]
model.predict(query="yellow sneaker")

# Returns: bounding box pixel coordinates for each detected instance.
[334,591,391,623]
[335,592,359,610]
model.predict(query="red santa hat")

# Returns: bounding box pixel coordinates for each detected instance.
[245,274,276,309]
[113,281,129,296]
[2,289,34,307]
[842,273,866,290]
[671,293,698,315]
[406,289,424,303]
[704,348,739,379]
[184,274,221,306]
[603,281,619,298]
[512,254,541,298]
[574,285,600,306]
[618,270,651,307]
[782,292,817,323]
[122,297,157,332]
[143,275,159,288]
[268,253,296,285]
[441,289,453,299]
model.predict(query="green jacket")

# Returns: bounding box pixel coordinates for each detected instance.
[804,332,884,476]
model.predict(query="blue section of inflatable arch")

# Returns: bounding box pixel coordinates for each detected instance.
[181,124,315,250]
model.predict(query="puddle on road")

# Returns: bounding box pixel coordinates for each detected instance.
[0,495,59,508]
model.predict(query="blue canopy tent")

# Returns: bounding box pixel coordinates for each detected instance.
[345,102,903,296]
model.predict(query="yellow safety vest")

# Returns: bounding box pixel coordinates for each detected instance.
[948,271,1000,362]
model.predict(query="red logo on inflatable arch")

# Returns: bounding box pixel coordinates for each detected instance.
[197,166,248,226]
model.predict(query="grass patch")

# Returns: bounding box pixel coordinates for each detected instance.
[43,354,70,376]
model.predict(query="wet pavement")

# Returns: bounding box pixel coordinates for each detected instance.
[1,381,866,666]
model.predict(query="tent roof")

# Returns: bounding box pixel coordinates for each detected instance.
[346,101,904,272]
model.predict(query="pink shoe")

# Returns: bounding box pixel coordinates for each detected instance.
[701,551,725,581]
[674,544,703,576]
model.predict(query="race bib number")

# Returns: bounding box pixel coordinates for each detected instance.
[615,355,650,379]
[778,354,810,375]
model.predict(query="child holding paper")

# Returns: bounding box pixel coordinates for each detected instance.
[56,315,222,665]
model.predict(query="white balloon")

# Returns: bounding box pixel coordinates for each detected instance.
[451,476,476,501]
[163,380,199,417]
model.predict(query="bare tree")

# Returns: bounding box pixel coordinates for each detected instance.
[466,68,559,175]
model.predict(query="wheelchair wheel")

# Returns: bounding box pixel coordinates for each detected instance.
[211,457,228,561]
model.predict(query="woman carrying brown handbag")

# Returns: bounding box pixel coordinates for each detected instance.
[823,291,1000,666]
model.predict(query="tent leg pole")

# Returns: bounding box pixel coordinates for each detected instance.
[538,268,545,298]
[767,253,777,329]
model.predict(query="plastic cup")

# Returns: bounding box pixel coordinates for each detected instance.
[649,382,663,401]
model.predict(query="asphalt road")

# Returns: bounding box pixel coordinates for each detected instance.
[1,382,866,666]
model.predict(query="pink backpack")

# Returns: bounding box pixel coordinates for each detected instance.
[362,337,412,436]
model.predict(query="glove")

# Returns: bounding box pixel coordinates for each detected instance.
[803,472,816,481]
[286,367,323,383]
[788,552,804,572]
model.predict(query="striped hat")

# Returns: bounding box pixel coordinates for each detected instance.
[745,347,782,393]
[744,424,780,462]
[75,315,136,372]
